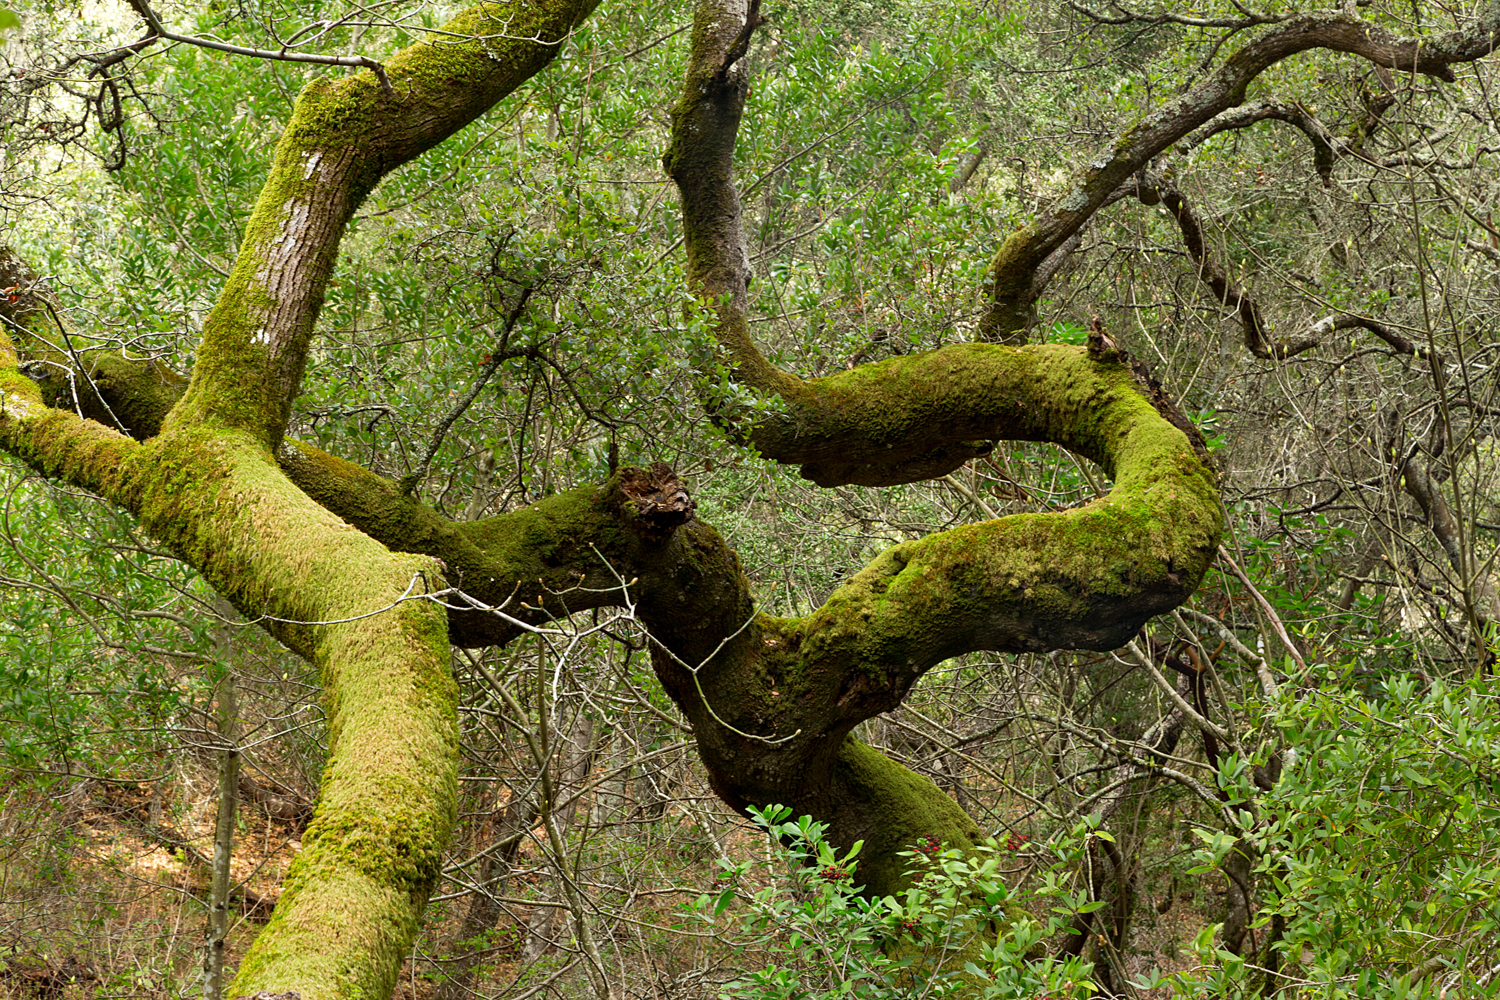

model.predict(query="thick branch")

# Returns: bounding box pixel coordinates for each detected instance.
[279,445,700,647]
[4,333,459,1000]
[663,2,1213,488]
[165,0,600,449]
[661,0,1224,894]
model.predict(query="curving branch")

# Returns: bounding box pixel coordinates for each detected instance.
[1103,171,1434,362]
[1179,98,1342,185]
[163,0,600,450]
[974,6,1500,342]
[660,0,1223,893]
[1130,170,1320,360]
[1179,63,1401,184]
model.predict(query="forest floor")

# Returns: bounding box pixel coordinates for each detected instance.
[1,758,1220,1000]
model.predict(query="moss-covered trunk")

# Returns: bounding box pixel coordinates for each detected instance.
[145,436,460,998]
[2,1,598,995]
[0,331,461,996]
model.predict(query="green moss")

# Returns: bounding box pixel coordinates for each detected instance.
[751,614,810,697]
[973,227,1043,341]
[9,398,468,1000]
[830,739,981,893]
[659,346,1222,928]
[1,7,610,997]
[0,328,144,501]
[59,424,461,1000]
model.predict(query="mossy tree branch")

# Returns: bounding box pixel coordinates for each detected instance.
[659,0,1493,486]
[1,1,605,996]
[164,0,600,449]
[24,0,1496,984]
[7,238,1223,902]
[659,0,1223,894]
[3,315,464,998]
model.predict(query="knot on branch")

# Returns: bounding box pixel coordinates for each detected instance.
[1086,315,1124,364]
[0,245,52,321]
[618,462,695,539]
[717,0,765,81]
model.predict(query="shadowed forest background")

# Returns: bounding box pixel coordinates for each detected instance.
[3,0,1500,997]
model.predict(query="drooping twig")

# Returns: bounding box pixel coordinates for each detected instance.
[1132,171,1318,360]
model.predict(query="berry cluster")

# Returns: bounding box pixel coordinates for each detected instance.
[817,864,851,883]
[896,918,920,936]
[913,833,942,857]
[1004,832,1030,852]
